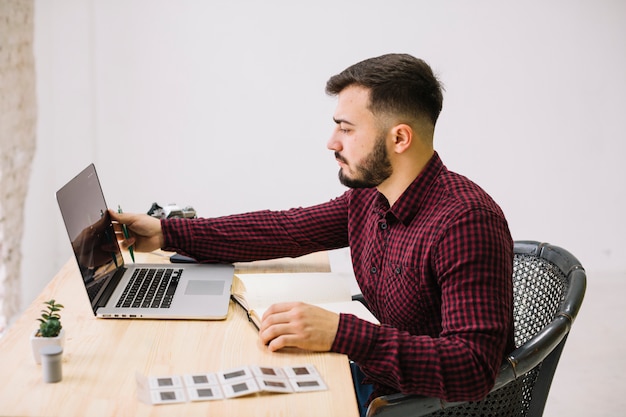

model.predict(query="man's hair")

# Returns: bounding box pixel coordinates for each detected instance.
[325,53,444,126]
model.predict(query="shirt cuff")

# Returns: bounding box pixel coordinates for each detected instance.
[331,313,379,362]
[161,218,192,253]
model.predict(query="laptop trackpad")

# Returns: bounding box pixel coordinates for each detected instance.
[185,280,225,295]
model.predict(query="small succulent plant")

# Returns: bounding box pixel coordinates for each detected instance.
[36,299,64,337]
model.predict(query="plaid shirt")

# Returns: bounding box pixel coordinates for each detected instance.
[162,152,514,402]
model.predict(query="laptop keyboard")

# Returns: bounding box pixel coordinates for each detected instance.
[116,267,183,309]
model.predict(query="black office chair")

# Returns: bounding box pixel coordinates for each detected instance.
[364,240,587,417]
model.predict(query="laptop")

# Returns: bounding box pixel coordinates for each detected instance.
[56,163,234,320]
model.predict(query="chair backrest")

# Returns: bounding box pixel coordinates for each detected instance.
[366,241,586,417]
[513,248,570,347]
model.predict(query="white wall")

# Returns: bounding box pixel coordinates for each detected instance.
[22,0,626,308]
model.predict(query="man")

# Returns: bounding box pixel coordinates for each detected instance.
[111,53,514,416]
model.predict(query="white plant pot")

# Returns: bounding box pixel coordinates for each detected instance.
[30,328,65,364]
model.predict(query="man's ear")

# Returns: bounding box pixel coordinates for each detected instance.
[390,124,413,154]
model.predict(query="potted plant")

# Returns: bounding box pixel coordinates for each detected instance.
[30,299,65,364]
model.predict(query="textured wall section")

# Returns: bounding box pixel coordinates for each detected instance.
[0,0,37,333]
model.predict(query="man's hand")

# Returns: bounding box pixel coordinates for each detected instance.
[259,302,340,352]
[109,210,164,253]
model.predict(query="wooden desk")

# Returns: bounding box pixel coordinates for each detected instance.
[0,251,359,417]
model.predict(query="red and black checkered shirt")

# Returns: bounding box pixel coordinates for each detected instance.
[162,152,514,402]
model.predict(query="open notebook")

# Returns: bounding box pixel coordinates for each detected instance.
[231,272,379,329]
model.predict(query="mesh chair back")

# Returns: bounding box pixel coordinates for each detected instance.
[513,254,568,347]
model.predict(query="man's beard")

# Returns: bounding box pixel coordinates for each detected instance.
[337,134,392,189]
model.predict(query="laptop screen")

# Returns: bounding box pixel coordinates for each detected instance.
[56,164,124,307]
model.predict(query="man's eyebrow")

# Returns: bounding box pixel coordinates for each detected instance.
[333,117,355,126]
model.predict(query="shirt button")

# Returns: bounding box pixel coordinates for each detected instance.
[395,267,402,274]
[370,267,378,274]
[379,222,387,230]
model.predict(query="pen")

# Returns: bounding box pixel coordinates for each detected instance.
[117,205,135,263]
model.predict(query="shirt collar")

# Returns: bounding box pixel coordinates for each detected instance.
[377,151,445,226]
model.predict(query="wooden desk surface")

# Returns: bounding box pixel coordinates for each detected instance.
[0,251,359,417]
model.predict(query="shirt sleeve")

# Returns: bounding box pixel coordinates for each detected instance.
[331,208,514,402]
[161,194,351,263]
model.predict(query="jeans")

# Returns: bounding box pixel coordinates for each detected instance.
[350,362,374,417]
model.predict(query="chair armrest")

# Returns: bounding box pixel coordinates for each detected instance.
[366,393,465,417]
